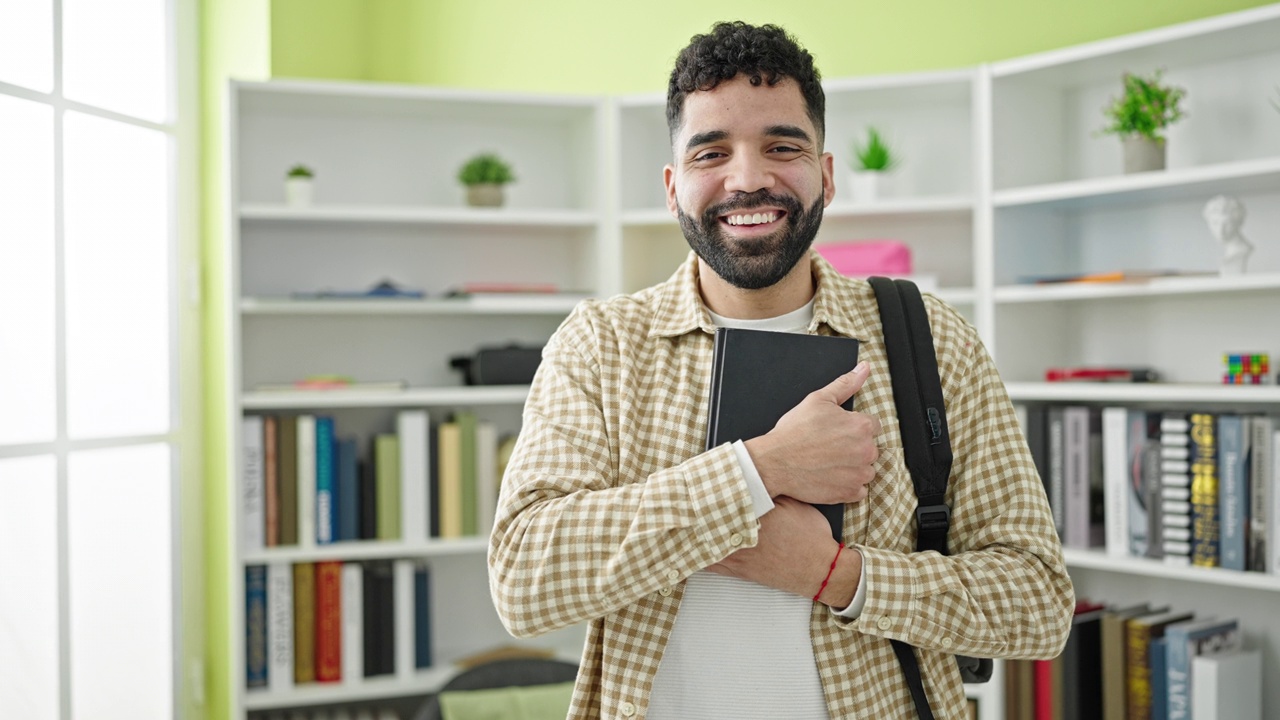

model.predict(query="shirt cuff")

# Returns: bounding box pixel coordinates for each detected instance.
[731,440,775,518]
[832,555,868,619]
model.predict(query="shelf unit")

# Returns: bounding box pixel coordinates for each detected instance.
[225,80,603,718]
[224,6,1280,718]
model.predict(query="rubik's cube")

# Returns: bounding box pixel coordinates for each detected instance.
[1223,353,1271,384]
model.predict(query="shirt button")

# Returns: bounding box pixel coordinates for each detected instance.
[941,636,953,648]
[666,569,680,582]
[659,587,672,597]
[620,701,636,716]
[729,533,743,546]
[877,616,893,631]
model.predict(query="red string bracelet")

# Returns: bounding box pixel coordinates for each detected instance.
[813,542,845,602]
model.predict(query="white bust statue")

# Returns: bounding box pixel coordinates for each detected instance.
[1203,195,1253,276]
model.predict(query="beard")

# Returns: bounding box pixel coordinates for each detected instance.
[677,189,824,290]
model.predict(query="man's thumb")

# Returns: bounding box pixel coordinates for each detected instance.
[819,361,868,405]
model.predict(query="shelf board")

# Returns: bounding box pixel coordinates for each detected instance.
[241,295,587,315]
[242,537,487,564]
[244,668,452,711]
[242,385,529,410]
[1063,548,1280,592]
[1005,382,1280,405]
[240,203,599,229]
[992,156,1280,210]
[934,287,976,306]
[994,272,1280,303]
[620,195,973,226]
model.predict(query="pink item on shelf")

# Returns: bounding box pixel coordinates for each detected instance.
[815,240,912,276]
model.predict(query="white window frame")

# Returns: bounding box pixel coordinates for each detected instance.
[0,0,200,717]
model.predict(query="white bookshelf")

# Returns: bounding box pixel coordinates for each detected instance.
[225,6,1280,717]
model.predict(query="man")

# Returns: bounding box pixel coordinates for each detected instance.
[489,21,1072,719]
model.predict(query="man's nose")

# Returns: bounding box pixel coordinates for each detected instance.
[724,153,775,195]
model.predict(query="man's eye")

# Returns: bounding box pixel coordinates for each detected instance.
[693,151,725,162]
[769,145,801,154]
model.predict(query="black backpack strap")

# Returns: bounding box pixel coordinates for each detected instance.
[869,277,953,555]
[869,276,953,720]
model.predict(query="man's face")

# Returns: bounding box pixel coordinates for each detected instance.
[664,75,835,290]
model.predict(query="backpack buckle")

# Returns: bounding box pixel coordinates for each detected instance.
[916,503,951,534]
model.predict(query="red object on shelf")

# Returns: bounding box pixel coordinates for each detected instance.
[1044,367,1159,382]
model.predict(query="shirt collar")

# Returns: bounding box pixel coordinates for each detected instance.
[648,250,871,343]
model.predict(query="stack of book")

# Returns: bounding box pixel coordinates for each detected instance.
[1016,405,1280,574]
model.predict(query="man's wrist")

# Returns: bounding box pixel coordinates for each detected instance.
[816,545,863,609]
[743,434,786,497]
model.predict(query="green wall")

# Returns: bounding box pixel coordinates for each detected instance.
[202,1,1274,718]
[269,0,1276,93]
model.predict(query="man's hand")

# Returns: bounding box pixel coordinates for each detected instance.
[706,496,860,605]
[744,361,880,505]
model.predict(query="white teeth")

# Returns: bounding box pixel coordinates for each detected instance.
[727,212,777,226]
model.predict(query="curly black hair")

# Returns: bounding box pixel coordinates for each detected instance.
[666,21,825,146]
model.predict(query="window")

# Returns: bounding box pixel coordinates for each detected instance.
[0,2,192,718]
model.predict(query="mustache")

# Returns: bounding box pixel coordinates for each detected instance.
[703,190,803,221]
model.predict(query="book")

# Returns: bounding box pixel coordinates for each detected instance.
[457,410,479,537]
[1190,649,1261,720]
[341,562,364,687]
[1164,616,1240,720]
[704,327,860,540]
[1217,414,1249,570]
[358,449,377,541]
[1149,637,1167,720]
[253,377,409,393]
[413,562,432,669]
[375,433,402,540]
[1102,407,1129,557]
[297,415,317,548]
[314,560,343,682]
[361,559,395,677]
[1126,609,1194,720]
[264,415,279,547]
[242,416,265,553]
[292,562,316,683]
[475,420,499,537]
[266,561,294,692]
[437,421,463,538]
[394,559,416,679]
[245,565,268,689]
[1271,428,1280,576]
[1159,414,1191,565]
[397,410,430,544]
[1004,659,1035,720]
[1048,406,1066,541]
[1188,412,1219,567]
[335,436,360,542]
[1101,602,1153,720]
[1063,405,1091,549]
[316,416,337,544]
[277,415,299,546]
[1021,269,1210,285]
[1062,601,1106,720]
[1044,366,1160,383]
[1247,416,1272,572]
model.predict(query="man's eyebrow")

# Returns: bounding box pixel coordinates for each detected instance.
[765,124,812,143]
[685,130,729,152]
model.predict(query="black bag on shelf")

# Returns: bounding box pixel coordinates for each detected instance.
[449,344,543,386]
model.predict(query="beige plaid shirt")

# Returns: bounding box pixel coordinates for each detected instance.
[489,251,1073,719]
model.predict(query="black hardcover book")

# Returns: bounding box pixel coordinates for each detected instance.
[705,327,860,541]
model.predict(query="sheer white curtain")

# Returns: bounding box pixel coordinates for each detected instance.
[0,1,188,718]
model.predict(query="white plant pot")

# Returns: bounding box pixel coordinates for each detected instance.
[849,170,880,204]
[1121,136,1166,174]
[285,178,313,207]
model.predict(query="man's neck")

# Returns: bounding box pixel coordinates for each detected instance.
[696,255,816,320]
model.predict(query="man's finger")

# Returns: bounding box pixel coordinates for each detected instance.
[813,361,869,406]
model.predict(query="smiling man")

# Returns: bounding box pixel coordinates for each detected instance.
[489,22,1073,720]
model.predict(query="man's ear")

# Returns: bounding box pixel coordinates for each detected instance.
[664,164,678,217]
[821,152,836,207]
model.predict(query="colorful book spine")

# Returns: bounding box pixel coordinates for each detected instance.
[336,436,360,542]
[263,415,279,547]
[1159,414,1191,564]
[292,562,316,683]
[277,415,299,546]
[413,562,432,669]
[245,565,268,689]
[314,560,343,682]
[1188,413,1219,567]
[266,561,294,691]
[458,410,479,537]
[1247,416,1272,572]
[242,416,265,553]
[315,416,336,544]
[1217,414,1249,571]
[375,433,402,540]
[1165,617,1239,720]
[437,422,463,538]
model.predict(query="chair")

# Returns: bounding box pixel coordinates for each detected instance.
[413,657,580,720]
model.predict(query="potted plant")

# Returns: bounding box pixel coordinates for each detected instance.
[849,127,898,203]
[284,164,314,206]
[457,153,515,207]
[1099,70,1186,174]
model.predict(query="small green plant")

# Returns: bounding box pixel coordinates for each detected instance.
[1099,70,1186,141]
[457,153,515,186]
[851,127,898,172]
[286,164,314,179]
